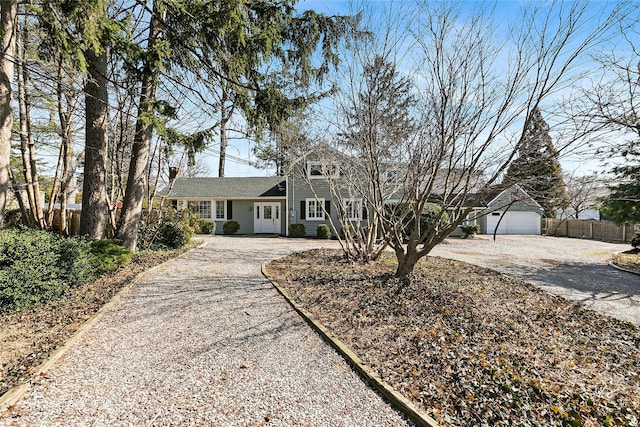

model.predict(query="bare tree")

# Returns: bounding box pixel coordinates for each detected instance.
[560,173,605,220]
[313,1,631,276]
[16,15,45,228]
[577,24,640,223]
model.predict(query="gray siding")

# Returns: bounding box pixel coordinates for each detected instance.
[171,198,284,235]
[288,172,365,237]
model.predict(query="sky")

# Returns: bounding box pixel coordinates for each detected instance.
[201,0,638,179]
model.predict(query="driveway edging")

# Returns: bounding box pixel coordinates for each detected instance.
[0,241,209,415]
[262,262,440,427]
[609,261,640,276]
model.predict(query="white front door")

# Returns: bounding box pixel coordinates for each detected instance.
[254,202,281,234]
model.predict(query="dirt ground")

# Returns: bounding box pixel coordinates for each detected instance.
[266,248,640,427]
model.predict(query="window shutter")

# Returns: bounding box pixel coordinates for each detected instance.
[300,200,306,219]
[362,205,368,220]
[227,200,233,219]
[325,200,331,215]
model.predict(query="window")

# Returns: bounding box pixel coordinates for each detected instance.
[215,200,226,220]
[188,201,212,219]
[306,198,325,220]
[306,162,339,179]
[385,170,399,184]
[342,199,361,221]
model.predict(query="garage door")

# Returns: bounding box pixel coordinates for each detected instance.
[486,211,540,235]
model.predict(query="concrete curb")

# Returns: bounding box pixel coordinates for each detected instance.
[262,263,441,427]
[0,241,209,415]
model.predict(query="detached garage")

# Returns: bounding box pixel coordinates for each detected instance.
[486,211,541,235]
[479,185,543,235]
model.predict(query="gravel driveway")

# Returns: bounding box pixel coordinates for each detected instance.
[429,235,640,326]
[1,236,412,427]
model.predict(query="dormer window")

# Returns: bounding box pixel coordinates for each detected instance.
[307,161,339,179]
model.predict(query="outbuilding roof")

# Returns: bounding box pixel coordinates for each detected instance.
[159,177,286,199]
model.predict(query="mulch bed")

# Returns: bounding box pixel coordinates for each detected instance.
[0,249,183,397]
[613,249,640,274]
[266,249,640,427]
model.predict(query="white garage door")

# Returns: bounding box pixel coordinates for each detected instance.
[486,211,540,235]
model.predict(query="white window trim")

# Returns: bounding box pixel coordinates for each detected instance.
[306,198,325,220]
[306,161,339,180]
[214,200,227,220]
[342,198,361,221]
[198,200,212,220]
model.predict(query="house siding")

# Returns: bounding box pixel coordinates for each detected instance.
[171,198,285,235]
[288,177,342,237]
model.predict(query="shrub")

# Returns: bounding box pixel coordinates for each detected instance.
[138,207,197,250]
[461,224,480,238]
[89,239,133,275]
[317,224,332,239]
[632,232,640,249]
[197,220,216,234]
[288,223,305,237]
[223,220,240,235]
[340,224,355,239]
[0,227,95,313]
[385,202,450,240]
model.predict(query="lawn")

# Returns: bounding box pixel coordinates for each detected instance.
[266,249,640,427]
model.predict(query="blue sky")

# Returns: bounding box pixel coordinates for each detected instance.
[211,0,637,178]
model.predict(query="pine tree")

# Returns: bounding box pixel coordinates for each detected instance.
[504,108,567,217]
[600,146,640,224]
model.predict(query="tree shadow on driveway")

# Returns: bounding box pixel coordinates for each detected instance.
[466,258,640,325]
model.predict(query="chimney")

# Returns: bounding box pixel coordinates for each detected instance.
[169,167,181,182]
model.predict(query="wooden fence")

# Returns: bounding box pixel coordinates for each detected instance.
[546,218,640,244]
[50,208,82,236]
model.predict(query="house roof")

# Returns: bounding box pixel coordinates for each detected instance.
[159,177,286,199]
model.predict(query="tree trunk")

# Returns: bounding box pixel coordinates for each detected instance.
[218,111,228,177]
[394,232,421,276]
[0,0,16,227]
[395,246,420,277]
[117,2,165,251]
[80,48,110,239]
[218,91,229,177]
[17,18,45,228]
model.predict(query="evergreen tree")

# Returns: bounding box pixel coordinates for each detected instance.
[600,146,640,224]
[504,108,567,217]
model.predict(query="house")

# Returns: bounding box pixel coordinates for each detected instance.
[286,148,542,237]
[159,152,542,237]
[159,177,286,235]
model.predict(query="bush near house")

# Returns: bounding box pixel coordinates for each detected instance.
[461,224,480,238]
[197,219,216,234]
[632,232,640,249]
[317,224,332,239]
[138,207,198,250]
[288,223,305,237]
[386,202,451,240]
[223,220,240,235]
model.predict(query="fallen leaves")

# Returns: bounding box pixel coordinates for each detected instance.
[267,249,640,427]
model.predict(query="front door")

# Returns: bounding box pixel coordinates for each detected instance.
[254,202,281,234]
